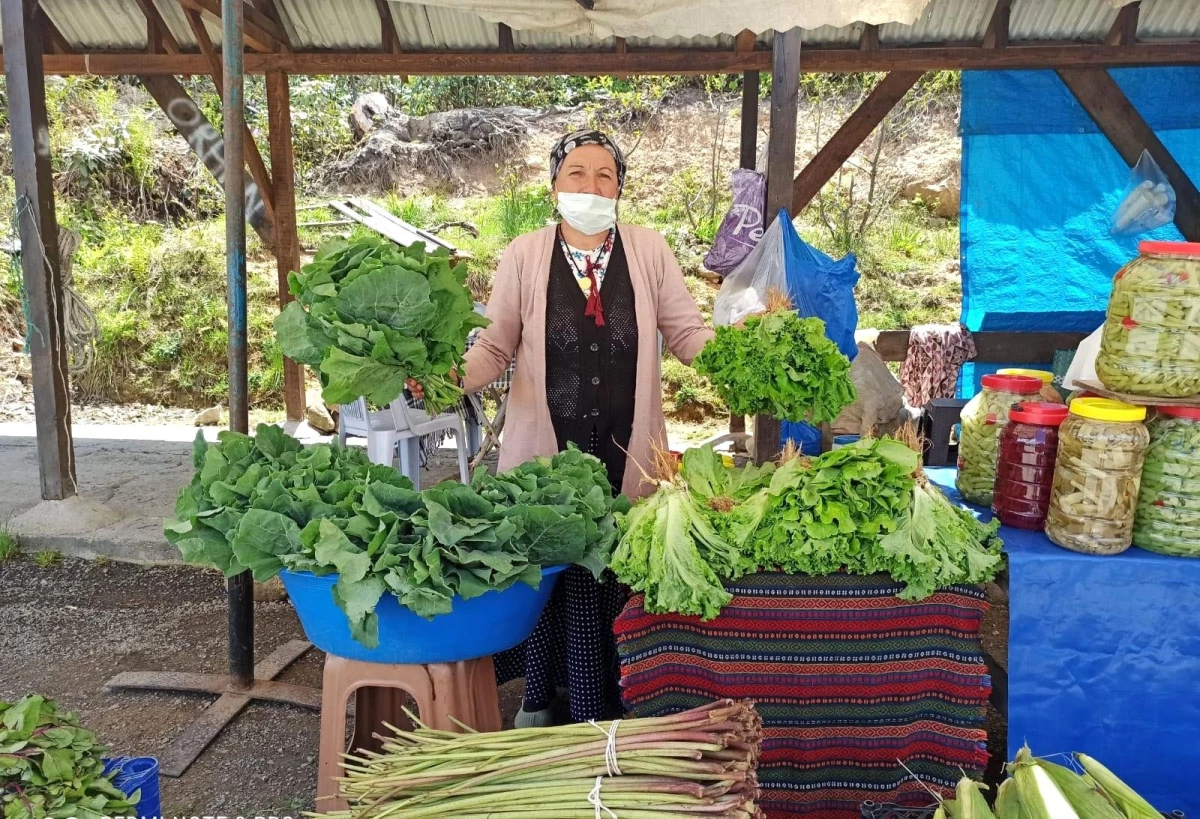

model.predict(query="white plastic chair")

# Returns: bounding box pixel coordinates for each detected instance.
[337,397,470,490]
[387,399,470,491]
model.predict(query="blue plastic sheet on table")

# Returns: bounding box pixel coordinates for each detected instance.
[777,209,861,454]
[102,757,161,819]
[924,467,1200,818]
[960,68,1200,341]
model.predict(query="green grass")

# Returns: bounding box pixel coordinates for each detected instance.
[0,526,19,562]
[33,549,60,568]
[68,214,288,408]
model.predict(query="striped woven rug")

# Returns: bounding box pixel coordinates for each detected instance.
[614,572,991,819]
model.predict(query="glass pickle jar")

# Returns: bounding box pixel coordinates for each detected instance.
[957,374,1044,506]
[1096,240,1200,397]
[1133,405,1200,557]
[993,401,1070,531]
[1046,398,1149,555]
[998,368,1065,405]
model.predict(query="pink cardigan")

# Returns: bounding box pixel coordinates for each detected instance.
[463,224,714,498]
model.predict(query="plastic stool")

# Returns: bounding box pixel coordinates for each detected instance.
[316,654,502,813]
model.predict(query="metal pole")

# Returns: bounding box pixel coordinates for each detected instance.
[222,0,253,690]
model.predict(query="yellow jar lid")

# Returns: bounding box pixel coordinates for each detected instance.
[999,368,1054,384]
[1069,397,1147,422]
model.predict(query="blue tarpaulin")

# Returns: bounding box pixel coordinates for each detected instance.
[927,468,1200,817]
[958,68,1200,392]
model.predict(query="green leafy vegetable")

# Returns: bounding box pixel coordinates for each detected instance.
[166,426,628,647]
[748,438,919,578]
[611,482,743,621]
[274,236,489,414]
[693,310,857,424]
[878,481,1004,600]
[0,695,138,819]
[613,439,1005,620]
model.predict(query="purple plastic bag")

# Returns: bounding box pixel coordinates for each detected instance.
[703,168,766,276]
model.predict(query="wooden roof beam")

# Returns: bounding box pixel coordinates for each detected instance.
[859,24,879,52]
[736,29,757,53]
[1058,66,1200,240]
[374,0,401,53]
[134,0,181,53]
[791,70,924,212]
[18,40,1200,76]
[1106,2,1140,47]
[37,8,72,54]
[983,0,1011,49]
[179,0,282,52]
[179,0,276,217]
[574,0,595,9]
[252,0,292,51]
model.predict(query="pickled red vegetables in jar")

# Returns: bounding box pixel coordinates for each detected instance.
[993,402,1070,530]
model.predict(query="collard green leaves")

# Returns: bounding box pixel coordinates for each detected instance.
[693,310,856,424]
[0,696,137,819]
[274,236,488,414]
[166,426,627,647]
[612,440,1005,621]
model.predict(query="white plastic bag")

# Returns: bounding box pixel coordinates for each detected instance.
[1062,325,1103,391]
[713,214,788,326]
[1111,150,1176,236]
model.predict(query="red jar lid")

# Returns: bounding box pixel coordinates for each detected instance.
[1139,240,1200,257]
[1158,405,1200,420]
[1009,401,1070,426]
[982,374,1043,394]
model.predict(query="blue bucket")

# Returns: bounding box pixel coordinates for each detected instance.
[102,757,161,819]
[832,434,861,449]
[280,565,566,663]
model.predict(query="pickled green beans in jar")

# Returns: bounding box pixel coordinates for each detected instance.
[1133,405,1200,557]
[1046,398,1149,555]
[956,374,1044,506]
[1096,241,1200,397]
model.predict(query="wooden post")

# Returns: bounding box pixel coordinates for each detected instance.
[266,70,305,421]
[1058,67,1200,241]
[140,75,274,247]
[791,71,923,213]
[728,66,759,443]
[754,26,801,466]
[2,0,75,500]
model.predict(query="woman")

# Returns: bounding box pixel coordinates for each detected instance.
[412,130,714,725]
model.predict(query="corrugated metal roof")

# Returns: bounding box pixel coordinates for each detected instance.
[9,0,1200,56]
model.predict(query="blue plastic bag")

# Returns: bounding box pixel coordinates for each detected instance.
[774,210,861,453]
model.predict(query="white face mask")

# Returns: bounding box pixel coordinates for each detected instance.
[556,192,618,236]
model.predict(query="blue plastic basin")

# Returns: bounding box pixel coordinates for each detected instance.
[280,565,565,663]
[102,757,161,819]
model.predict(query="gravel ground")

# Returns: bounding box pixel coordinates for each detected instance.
[0,554,527,814]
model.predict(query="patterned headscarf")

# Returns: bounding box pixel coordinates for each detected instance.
[549,129,627,194]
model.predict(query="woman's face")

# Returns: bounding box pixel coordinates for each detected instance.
[554,144,620,201]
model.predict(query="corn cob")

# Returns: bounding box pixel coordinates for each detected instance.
[1011,753,1080,819]
[993,779,1022,819]
[1035,758,1125,819]
[1075,753,1160,819]
[955,777,996,819]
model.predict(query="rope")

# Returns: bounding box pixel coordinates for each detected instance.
[588,719,623,777]
[9,199,99,374]
[587,777,619,819]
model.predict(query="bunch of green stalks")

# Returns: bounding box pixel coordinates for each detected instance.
[326,699,765,819]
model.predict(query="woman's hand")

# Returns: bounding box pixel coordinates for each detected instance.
[407,368,459,401]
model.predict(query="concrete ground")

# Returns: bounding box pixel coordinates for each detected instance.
[0,422,474,563]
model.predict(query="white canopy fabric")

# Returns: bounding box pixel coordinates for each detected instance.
[386,0,931,39]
